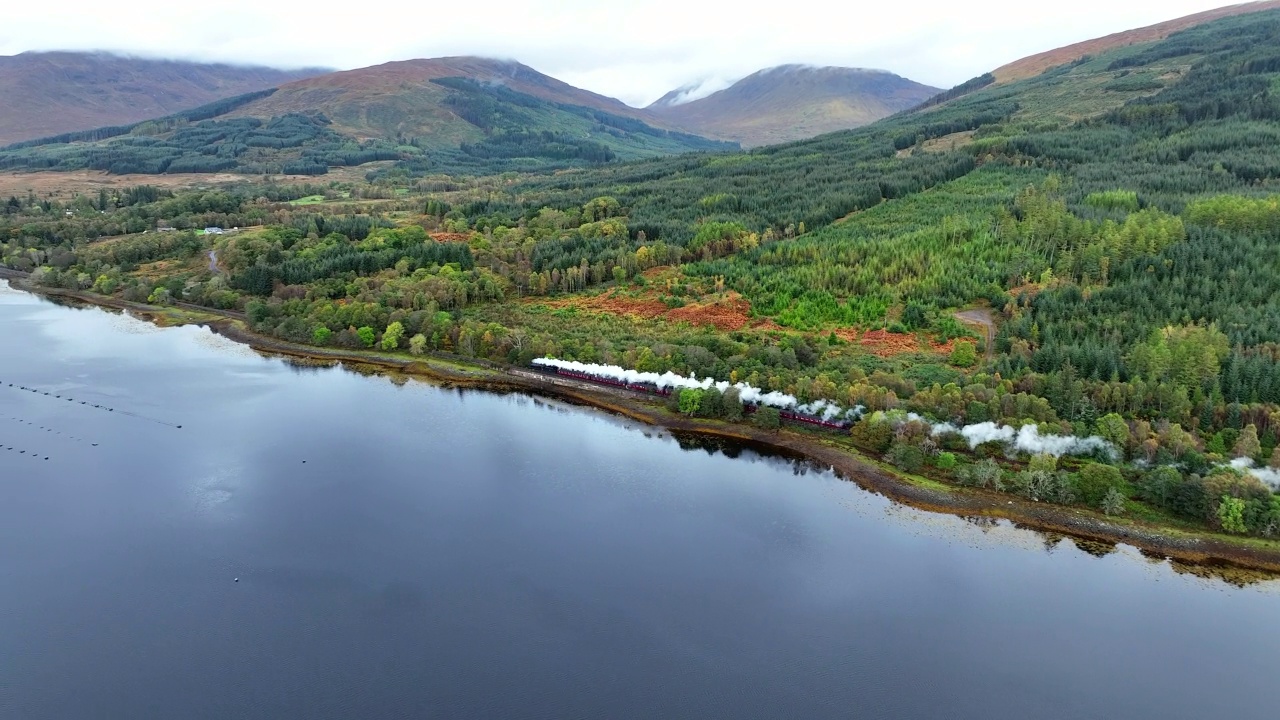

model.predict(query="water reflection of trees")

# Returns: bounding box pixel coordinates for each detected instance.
[961,515,1000,532]
[1071,538,1119,558]
[670,431,825,475]
[267,373,1280,588]
[1166,559,1280,588]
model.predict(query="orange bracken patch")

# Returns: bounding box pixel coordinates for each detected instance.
[666,294,753,331]
[1006,283,1042,300]
[855,329,956,358]
[750,318,785,332]
[858,329,921,357]
[429,232,472,243]
[539,294,668,320]
[537,290,757,331]
[929,338,959,356]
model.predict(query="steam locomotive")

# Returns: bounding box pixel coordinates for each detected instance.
[531,364,853,432]
[537,366,673,396]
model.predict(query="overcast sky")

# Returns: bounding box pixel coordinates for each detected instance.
[0,0,1251,106]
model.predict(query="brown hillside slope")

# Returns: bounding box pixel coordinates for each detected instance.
[994,0,1280,83]
[231,57,666,141]
[648,65,938,147]
[0,52,325,146]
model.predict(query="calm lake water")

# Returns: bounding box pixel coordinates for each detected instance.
[1,280,1277,720]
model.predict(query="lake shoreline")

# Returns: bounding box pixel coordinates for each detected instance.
[11,276,1280,578]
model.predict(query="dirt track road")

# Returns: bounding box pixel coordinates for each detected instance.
[955,308,996,360]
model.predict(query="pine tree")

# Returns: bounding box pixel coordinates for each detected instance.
[1101,487,1127,516]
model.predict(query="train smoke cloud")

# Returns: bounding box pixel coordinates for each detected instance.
[538,359,1122,456]
[536,360,1115,457]
[880,413,1116,459]
[533,358,864,420]
[951,422,1115,459]
[1229,457,1280,490]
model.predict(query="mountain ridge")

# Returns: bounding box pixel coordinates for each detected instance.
[231,56,668,139]
[992,0,1280,83]
[646,65,939,147]
[0,51,326,146]
[0,55,735,177]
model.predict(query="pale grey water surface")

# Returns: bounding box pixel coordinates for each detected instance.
[1,280,1277,719]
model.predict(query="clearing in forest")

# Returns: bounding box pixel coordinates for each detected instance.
[536,288,766,332]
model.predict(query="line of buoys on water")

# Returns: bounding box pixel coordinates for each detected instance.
[0,414,94,444]
[0,443,51,460]
[2,381,183,429]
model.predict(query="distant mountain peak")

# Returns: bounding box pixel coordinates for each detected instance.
[650,65,903,111]
[649,79,729,109]
[757,63,889,75]
[258,55,663,134]
[647,64,938,147]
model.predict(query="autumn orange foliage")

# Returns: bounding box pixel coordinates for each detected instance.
[429,232,472,243]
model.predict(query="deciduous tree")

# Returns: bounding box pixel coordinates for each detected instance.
[1232,424,1261,460]
[381,321,405,351]
[752,406,781,430]
[678,388,703,416]
[1217,496,1248,534]
[1077,463,1125,507]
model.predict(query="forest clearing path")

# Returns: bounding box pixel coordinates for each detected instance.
[954,308,996,361]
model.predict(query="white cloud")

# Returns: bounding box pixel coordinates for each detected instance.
[0,0,1245,106]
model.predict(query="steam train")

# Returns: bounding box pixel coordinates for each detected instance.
[531,364,853,432]
[539,366,674,396]
[773,408,854,431]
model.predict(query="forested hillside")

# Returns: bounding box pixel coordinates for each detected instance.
[6,8,1280,539]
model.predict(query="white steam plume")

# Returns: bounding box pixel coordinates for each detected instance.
[958,422,1114,458]
[890,414,1116,459]
[537,359,1113,456]
[1229,457,1280,490]
[533,358,863,420]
